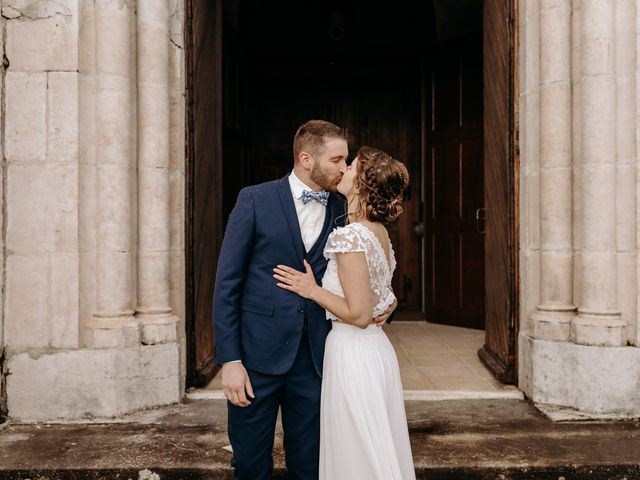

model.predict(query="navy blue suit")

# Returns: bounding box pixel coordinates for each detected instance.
[213,174,345,479]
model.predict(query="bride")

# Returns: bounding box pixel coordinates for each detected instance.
[273,146,415,479]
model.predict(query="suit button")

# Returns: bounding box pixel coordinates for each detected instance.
[297,307,304,313]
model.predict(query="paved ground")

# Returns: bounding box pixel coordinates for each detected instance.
[205,321,522,393]
[1,398,639,479]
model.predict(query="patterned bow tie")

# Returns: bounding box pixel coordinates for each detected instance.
[301,189,329,206]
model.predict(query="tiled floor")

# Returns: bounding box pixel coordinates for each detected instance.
[383,321,516,391]
[204,321,519,393]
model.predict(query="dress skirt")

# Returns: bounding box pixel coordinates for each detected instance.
[319,321,416,480]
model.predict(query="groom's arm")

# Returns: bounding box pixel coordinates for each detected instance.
[213,187,255,364]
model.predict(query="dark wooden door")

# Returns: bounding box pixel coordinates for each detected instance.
[479,0,518,383]
[426,33,485,329]
[245,64,423,312]
[334,70,421,311]
[185,0,222,387]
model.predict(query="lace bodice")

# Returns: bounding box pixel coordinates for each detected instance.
[321,222,397,321]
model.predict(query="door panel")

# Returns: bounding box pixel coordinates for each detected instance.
[344,81,420,310]
[185,0,221,387]
[480,0,518,383]
[426,33,485,329]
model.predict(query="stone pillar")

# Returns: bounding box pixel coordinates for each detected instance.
[135,0,178,344]
[615,0,637,345]
[530,0,575,340]
[572,0,626,345]
[636,0,640,346]
[86,0,139,348]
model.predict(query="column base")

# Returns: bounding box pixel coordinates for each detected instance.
[519,333,640,418]
[572,310,626,346]
[529,305,575,341]
[86,311,140,348]
[136,311,178,345]
[6,343,181,421]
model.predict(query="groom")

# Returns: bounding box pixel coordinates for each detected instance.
[214,120,352,479]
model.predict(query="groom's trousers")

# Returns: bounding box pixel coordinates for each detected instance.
[227,332,322,480]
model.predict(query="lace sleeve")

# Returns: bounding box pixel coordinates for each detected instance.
[324,225,366,259]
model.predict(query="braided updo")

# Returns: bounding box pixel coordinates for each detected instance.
[353,146,409,224]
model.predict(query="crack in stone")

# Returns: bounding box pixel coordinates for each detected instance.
[2,3,72,21]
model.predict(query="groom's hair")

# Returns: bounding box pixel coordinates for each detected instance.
[293,120,348,163]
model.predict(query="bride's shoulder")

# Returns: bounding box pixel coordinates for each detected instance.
[328,223,362,240]
[329,222,355,234]
[325,224,366,254]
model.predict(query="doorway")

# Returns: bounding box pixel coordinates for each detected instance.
[185,0,519,387]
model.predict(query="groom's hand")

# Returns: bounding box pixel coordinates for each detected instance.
[372,296,398,327]
[221,362,255,407]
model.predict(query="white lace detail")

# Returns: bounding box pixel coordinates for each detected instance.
[322,223,397,320]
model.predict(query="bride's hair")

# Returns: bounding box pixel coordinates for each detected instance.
[353,146,409,224]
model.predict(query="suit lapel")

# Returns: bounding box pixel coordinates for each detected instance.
[307,205,331,258]
[276,175,306,264]
[328,192,346,229]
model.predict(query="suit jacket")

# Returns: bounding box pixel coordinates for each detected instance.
[213,174,345,376]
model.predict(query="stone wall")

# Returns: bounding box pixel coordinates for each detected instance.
[1,0,186,421]
[1,0,80,419]
[519,0,640,417]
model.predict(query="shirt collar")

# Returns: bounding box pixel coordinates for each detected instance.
[289,170,325,200]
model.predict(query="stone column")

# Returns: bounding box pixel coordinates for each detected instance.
[135,0,178,344]
[572,0,626,345]
[615,0,637,345]
[87,0,139,348]
[530,0,576,340]
[636,0,640,346]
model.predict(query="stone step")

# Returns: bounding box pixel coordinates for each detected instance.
[1,399,639,480]
[0,465,639,479]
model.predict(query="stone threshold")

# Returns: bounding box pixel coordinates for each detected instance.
[187,388,525,401]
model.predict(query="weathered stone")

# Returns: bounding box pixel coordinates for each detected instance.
[2,0,73,21]
[5,253,49,349]
[5,72,46,164]
[7,164,77,253]
[47,72,79,165]
[135,0,178,347]
[530,0,575,343]
[6,12,77,71]
[49,252,79,348]
[6,344,181,421]
[521,335,640,415]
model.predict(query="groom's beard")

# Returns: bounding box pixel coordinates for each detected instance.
[310,163,342,192]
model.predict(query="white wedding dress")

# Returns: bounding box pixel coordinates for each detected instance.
[319,222,416,480]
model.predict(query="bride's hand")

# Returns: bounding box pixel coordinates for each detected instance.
[274,260,319,299]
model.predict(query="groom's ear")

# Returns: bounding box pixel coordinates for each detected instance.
[299,151,313,170]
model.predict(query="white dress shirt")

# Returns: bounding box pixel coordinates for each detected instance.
[224,172,327,365]
[288,170,327,252]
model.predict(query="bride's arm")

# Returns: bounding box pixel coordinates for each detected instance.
[273,255,375,329]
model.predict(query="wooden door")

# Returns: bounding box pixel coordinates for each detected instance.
[245,63,423,312]
[426,33,485,329]
[479,0,518,383]
[185,0,222,387]
[335,69,421,311]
